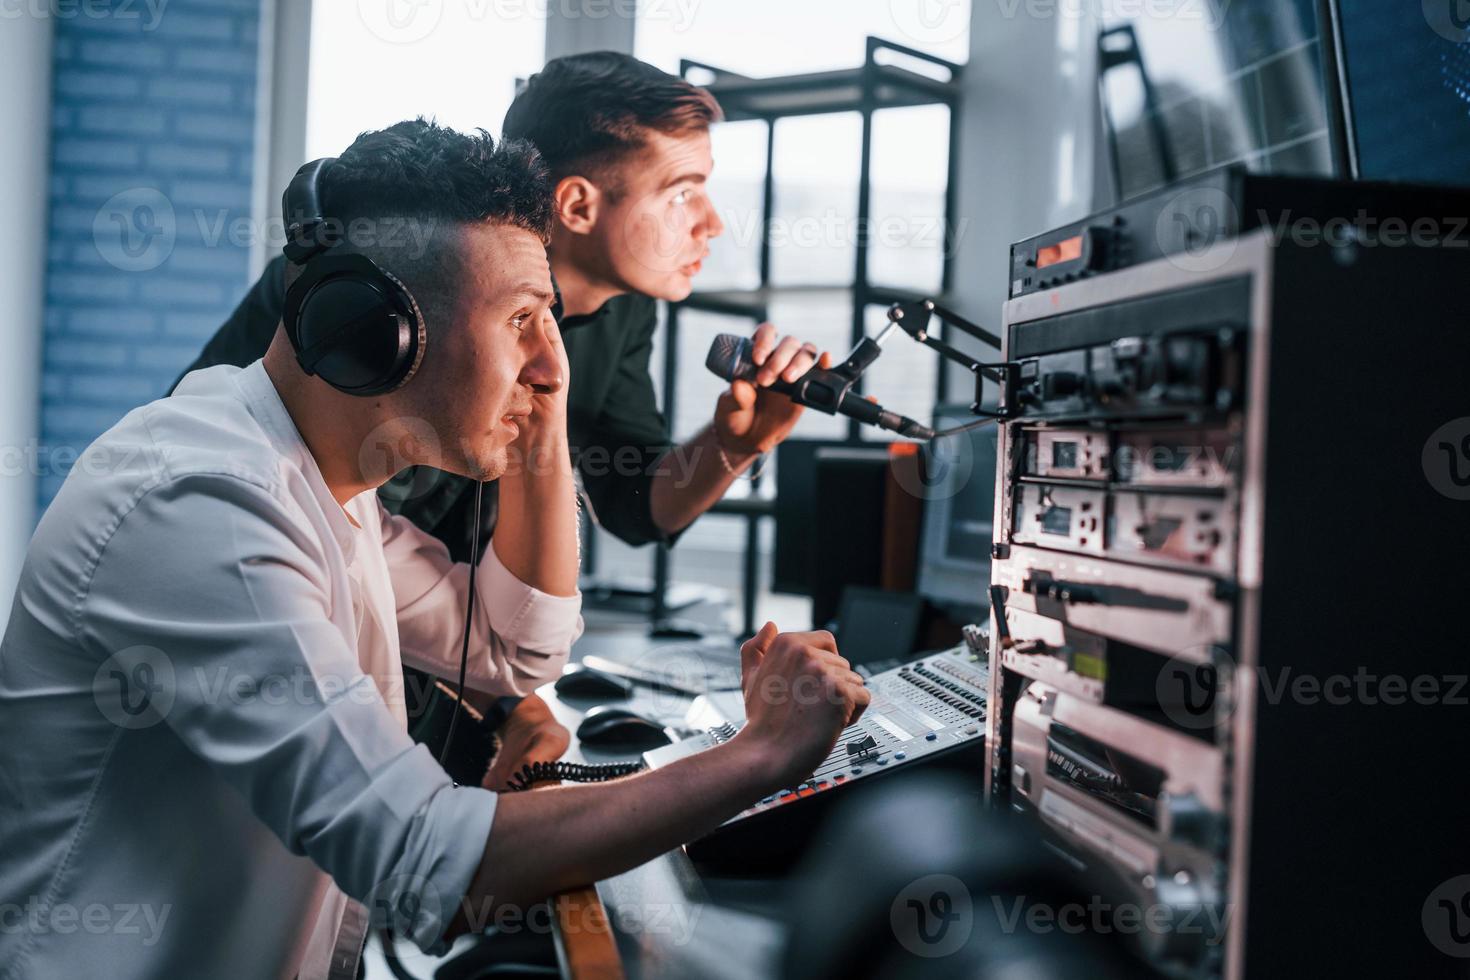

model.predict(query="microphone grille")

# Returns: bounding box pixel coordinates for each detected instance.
[705,333,752,382]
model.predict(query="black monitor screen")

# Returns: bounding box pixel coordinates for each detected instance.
[1335,2,1470,185]
[1099,0,1334,200]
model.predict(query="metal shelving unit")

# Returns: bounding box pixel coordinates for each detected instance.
[648,37,967,637]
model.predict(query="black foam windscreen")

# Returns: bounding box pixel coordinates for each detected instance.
[705,333,758,384]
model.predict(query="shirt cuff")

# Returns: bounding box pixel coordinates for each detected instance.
[481,543,584,655]
[395,781,499,955]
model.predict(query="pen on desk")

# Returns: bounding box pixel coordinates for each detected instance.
[580,654,704,697]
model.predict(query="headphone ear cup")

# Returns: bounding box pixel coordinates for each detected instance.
[282,254,426,396]
[297,278,411,394]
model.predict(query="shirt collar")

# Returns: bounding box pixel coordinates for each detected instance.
[234,360,361,562]
[550,272,614,331]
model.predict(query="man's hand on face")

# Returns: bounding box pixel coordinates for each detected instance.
[734,622,870,789]
[713,323,827,457]
[481,694,572,792]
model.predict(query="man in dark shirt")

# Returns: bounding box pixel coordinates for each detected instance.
[176,53,826,789]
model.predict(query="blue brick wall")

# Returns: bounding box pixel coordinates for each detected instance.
[39,0,262,510]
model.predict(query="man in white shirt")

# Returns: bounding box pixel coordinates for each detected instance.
[0,121,869,979]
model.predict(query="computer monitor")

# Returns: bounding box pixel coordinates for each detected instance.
[831,586,926,670]
[916,404,998,620]
[1328,1,1470,186]
[1097,0,1338,201]
[772,437,892,598]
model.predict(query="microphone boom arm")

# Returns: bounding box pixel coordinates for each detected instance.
[886,299,1011,384]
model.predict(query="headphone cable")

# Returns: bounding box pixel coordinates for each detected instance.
[439,480,485,769]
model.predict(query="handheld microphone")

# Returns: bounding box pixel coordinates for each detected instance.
[705,333,936,440]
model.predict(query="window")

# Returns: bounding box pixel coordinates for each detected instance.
[636,0,969,77]
[304,4,547,158]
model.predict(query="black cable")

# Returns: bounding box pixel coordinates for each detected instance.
[932,414,1004,439]
[440,480,485,769]
[380,928,420,980]
[388,482,490,980]
[503,760,644,792]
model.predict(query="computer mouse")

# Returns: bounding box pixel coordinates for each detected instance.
[553,664,634,700]
[576,706,673,749]
[648,618,705,640]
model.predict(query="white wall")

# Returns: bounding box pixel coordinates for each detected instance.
[0,15,54,629]
[545,1,635,60]
[946,1,1099,390]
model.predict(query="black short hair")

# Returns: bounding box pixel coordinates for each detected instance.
[502,52,722,193]
[326,117,553,241]
[314,118,553,326]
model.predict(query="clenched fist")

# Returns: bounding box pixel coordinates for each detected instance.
[733,622,871,789]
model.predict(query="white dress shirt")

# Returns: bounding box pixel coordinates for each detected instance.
[0,361,582,980]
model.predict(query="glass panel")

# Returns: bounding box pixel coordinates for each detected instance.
[857,304,939,440]
[305,5,545,158]
[702,120,769,292]
[636,0,969,76]
[765,291,854,441]
[868,105,950,293]
[1098,0,1330,200]
[769,113,862,286]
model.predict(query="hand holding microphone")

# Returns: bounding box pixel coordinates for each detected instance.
[706,331,936,440]
[711,323,824,456]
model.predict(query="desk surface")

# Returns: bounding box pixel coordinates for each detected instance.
[544,611,788,980]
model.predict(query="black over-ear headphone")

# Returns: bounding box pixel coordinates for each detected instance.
[280,158,427,396]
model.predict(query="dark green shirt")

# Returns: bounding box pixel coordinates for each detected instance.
[175,254,675,562]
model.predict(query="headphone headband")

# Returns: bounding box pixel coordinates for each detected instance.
[282,157,338,265]
[278,158,426,396]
